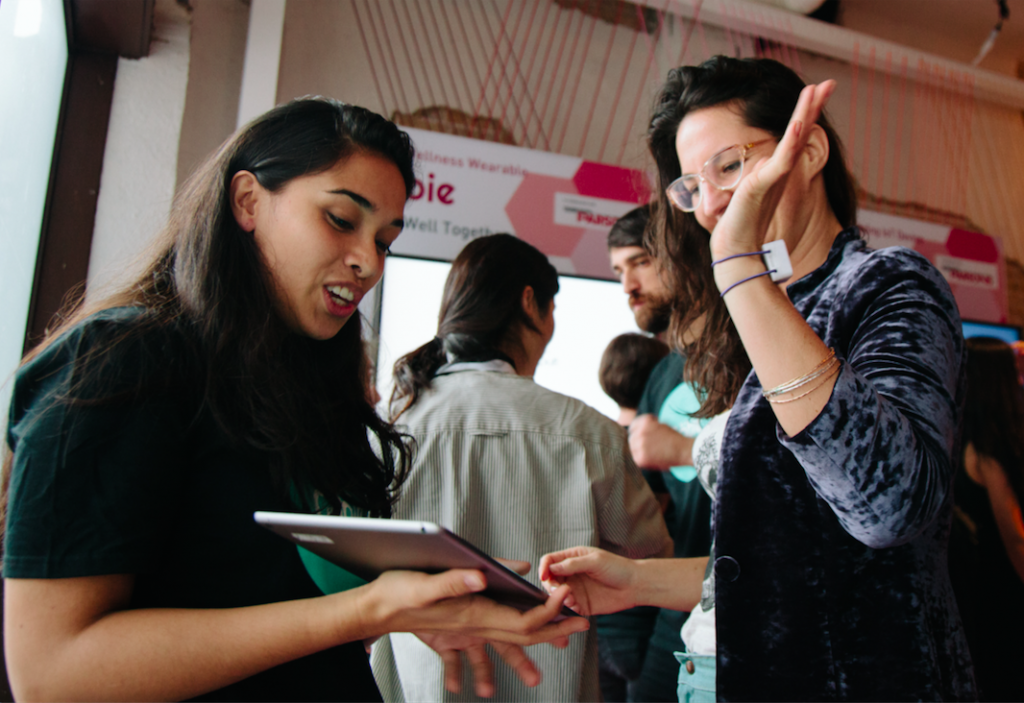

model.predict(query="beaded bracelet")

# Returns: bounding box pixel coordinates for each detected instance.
[762,348,838,400]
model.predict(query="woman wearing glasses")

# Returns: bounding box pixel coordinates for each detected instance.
[541,56,975,701]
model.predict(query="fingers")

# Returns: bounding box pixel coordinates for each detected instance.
[468,584,586,645]
[538,554,557,583]
[806,80,836,122]
[548,635,571,649]
[770,81,838,177]
[524,615,590,645]
[437,642,541,697]
[438,647,463,694]
[514,583,572,631]
[492,642,541,688]
[628,413,656,432]
[538,547,591,582]
[494,558,531,576]
[423,569,487,603]
[379,569,488,634]
[543,551,600,579]
[788,81,835,138]
[465,644,496,697]
[527,585,589,636]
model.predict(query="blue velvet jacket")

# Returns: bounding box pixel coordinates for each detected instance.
[714,229,976,701]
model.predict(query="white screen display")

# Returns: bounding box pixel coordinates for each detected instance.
[0,0,67,418]
[374,256,640,420]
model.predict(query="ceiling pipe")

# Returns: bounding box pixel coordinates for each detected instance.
[748,0,827,15]
[633,0,1024,110]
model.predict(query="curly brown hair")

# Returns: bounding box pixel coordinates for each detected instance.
[645,56,856,418]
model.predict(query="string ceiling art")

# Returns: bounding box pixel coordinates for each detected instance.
[346,0,1024,275]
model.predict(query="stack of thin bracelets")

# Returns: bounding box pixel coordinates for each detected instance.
[761,347,842,404]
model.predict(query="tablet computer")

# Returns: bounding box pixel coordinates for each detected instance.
[254,511,574,620]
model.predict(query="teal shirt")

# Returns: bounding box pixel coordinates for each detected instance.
[655,378,705,482]
[291,487,368,594]
[635,353,713,562]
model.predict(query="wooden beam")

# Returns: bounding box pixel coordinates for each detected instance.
[68,0,154,57]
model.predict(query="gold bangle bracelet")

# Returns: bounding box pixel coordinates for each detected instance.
[762,348,838,400]
[764,356,840,400]
[766,360,842,404]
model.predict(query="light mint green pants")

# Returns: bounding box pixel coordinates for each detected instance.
[674,651,716,703]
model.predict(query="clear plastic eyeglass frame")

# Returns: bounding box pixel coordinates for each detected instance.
[666,138,775,212]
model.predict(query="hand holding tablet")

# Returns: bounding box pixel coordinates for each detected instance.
[254,511,578,621]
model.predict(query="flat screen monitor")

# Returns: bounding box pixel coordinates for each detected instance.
[375,256,641,420]
[962,319,1021,344]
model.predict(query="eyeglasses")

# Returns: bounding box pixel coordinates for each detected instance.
[665,139,775,212]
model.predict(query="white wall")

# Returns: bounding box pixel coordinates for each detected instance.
[375,257,640,420]
[86,0,192,297]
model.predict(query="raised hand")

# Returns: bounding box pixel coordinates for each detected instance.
[708,80,836,262]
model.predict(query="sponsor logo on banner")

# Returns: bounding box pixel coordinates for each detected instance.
[935,255,999,290]
[858,209,951,244]
[553,193,636,230]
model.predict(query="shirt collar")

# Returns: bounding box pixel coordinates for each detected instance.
[435,359,518,377]
[784,226,864,302]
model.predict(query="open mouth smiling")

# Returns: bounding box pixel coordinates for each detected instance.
[326,284,357,304]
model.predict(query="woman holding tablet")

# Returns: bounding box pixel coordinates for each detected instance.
[2,98,585,702]
[541,57,975,700]
[374,234,671,701]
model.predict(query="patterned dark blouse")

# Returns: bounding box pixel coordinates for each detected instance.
[714,228,976,701]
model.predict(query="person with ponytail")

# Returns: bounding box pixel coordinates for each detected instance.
[1,99,586,702]
[371,234,671,702]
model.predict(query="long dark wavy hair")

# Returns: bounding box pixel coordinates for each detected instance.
[963,337,1024,507]
[389,233,559,418]
[3,97,415,522]
[646,56,858,417]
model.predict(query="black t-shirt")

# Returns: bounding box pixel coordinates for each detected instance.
[4,308,380,702]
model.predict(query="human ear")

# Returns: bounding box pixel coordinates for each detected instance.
[801,124,831,179]
[229,170,261,232]
[521,285,540,323]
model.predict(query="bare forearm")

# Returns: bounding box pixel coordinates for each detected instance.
[715,258,834,437]
[632,556,707,612]
[7,586,368,702]
[7,570,585,702]
[982,466,1024,584]
[996,516,1024,584]
[629,416,695,469]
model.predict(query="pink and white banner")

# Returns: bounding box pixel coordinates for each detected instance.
[857,209,1008,324]
[397,127,651,280]
[398,128,1008,323]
